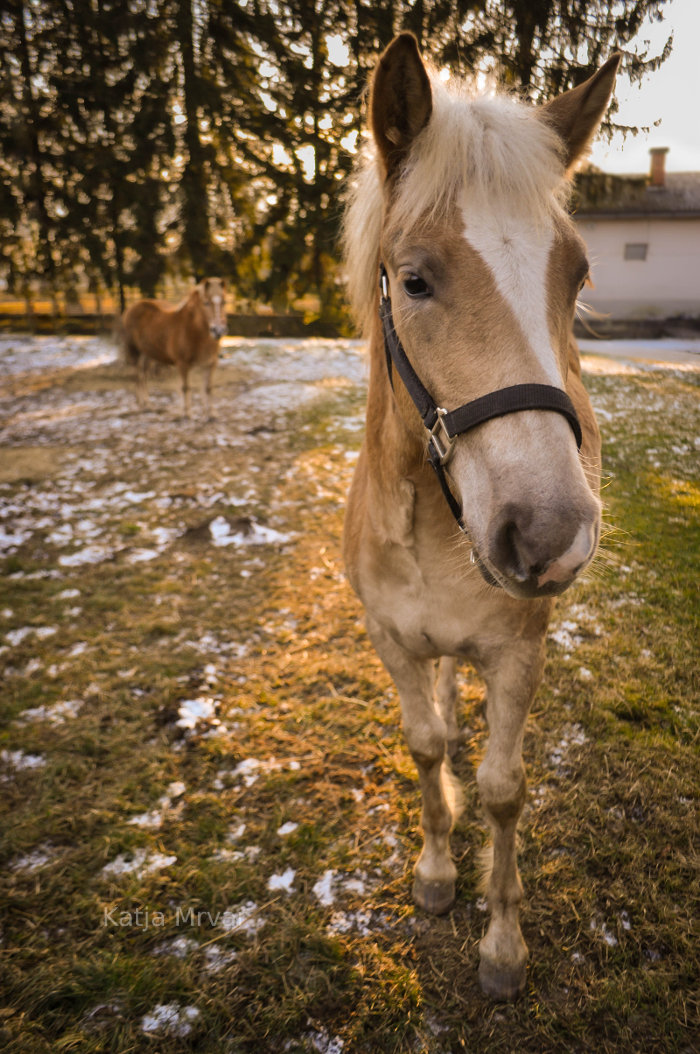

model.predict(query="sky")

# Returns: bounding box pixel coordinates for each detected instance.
[588,0,699,174]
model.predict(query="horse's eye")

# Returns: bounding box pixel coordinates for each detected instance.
[402,274,431,298]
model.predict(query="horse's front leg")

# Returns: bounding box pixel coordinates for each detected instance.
[436,656,459,758]
[136,355,149,409]
[177,364,191,418]
[477,632,546,1000]
[367,616,457,915]
[202,363,216,420]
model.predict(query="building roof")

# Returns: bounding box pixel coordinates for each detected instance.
[572,170,700,219]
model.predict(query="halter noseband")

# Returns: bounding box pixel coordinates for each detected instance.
[378,263,583,533]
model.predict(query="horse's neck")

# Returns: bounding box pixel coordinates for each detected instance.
[179,293,207,334]
[358,324,434,543]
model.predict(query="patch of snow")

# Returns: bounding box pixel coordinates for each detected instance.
[230,755,298,785]
[327,909,373,937]
[141,1003,199,1038]
[548,620,583,653]
[122,490,156,504]
[128,782,186,828]
[1,748,46,771]
[10,844,58,872]
[153,936,198,959]
[590,916,619,947]
[211,844,261,864]
[0,527,30,553]
[303,1027,345,1054]
[102,848,176,879]
[176,696,218,730]
[203,662,218,684]
[549,724,587,769]
[219,900,265,936]
[126,548,159,563]
[127,808,167,830]
[151,526,178,546]
[342,875,366,895]
[267,867,296,894]
[16,698,82,725]
[202,944,237,973]
[5,625,57,647]
[313,869,336,907]
[277,821,298,837]
[58,545,112,567]
[209,514,290,547]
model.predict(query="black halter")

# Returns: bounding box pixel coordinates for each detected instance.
[378,263,583,533]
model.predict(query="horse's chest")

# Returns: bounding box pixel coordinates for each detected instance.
[360,541,505,661]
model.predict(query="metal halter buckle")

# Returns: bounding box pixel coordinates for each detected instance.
[428,407,455,466]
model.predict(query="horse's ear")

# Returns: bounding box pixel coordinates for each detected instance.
[203,278,210,291]
[370,32,432,178]
[538,54,621,171]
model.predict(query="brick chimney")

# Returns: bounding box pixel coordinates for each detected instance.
[649,147,669,188]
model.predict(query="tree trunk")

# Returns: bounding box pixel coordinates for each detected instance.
[16,2,56,296]
[176,0,210,278]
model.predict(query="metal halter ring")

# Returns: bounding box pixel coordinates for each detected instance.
[428,408,455,466]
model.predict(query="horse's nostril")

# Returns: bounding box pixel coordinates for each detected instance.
[494,517,535,582]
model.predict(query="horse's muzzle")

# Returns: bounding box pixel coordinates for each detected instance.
[210,324,227,339]
[477,516,599,599]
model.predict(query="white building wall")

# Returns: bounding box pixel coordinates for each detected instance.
[574,216,700,319]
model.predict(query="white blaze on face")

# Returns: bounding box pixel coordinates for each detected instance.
[207,291,226,335]
[461,203,559,384]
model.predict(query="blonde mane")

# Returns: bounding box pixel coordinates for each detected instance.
[343,71,569,335]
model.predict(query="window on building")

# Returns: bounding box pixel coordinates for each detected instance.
[624,242,648,261]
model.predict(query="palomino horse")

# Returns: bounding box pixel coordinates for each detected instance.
[343,34,618,1000]
[121,278,227,418]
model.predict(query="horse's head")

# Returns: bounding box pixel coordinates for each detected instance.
[197,277,228,339]
[349,34,619,600]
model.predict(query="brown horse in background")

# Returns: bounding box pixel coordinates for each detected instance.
[121,278,227,418]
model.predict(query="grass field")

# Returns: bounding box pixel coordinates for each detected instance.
[1,337,698,1052]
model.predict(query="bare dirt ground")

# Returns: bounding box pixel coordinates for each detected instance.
[1,335,698,1052]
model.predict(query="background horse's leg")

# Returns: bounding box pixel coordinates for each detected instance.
[202,363,216,420]
[367,616,457,915]
[436,656,459,758]
[476,634,546,1000]
[136,354,149,409]
[177,364,191,418]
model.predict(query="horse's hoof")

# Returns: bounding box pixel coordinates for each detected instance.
[446,736,460,759]
[412,875,455,915]
[478,955,527,1001]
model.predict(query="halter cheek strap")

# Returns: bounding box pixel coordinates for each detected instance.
[378,263,583,533]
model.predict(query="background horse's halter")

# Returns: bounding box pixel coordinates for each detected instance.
[378,264,583,533]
